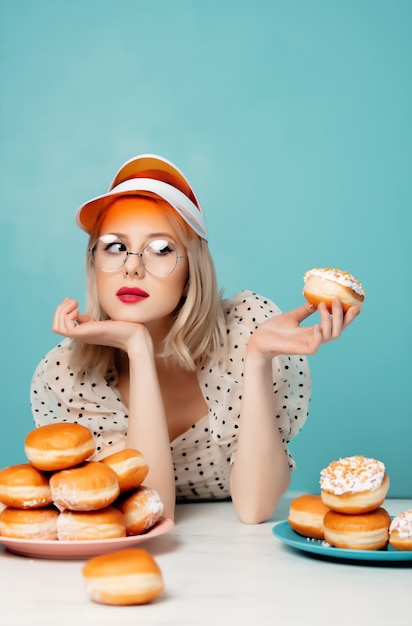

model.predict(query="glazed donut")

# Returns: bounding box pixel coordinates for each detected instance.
[288,494,330,540]
[25,423,96,471]
[100,449,149,493]
[115,486,164,535]
[0,505,59,540]
[323,507,391,550]
[320,455,389,514]
[82,548,164,605]
[50,462,120,511]
[303,268,365,313]
[57,506,126,541]
[389,510,412,551]
[0,463,52,509]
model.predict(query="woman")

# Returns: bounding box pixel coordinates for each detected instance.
[31,154,359,523]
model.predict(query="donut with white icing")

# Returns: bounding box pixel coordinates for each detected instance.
[389,510,412,551]
[320,455,389,514]
[303,267,365,312]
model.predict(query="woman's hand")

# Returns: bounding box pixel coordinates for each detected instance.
[247,299,360,360]
[52,297,151,354]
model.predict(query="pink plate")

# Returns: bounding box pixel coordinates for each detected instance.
[0,517,174,559]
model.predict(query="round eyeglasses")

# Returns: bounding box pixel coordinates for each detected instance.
[89,234,187,277]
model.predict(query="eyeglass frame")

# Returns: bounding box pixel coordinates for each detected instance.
[88,235,188,277]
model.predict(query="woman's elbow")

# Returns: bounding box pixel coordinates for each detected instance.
[234,481,290,525]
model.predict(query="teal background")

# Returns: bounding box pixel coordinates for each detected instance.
[1,1,411,496]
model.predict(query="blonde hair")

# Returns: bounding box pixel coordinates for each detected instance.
[70,197,228,376]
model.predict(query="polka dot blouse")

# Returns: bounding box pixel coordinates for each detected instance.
[30,291,311,501]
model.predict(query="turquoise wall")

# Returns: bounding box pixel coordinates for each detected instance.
[1,0,411,496]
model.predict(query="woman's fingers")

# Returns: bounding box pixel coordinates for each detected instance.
[317,300,342,340]
[342,305,361,330]
[304,323,323,353]
[319,300,360,341]
[76,314,93,325]
[51,303,148,351]
[293,302,316,324]
[51,299,109,344]
[52,298,80,336]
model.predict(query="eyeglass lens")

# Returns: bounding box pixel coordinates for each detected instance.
[91,234,179,277]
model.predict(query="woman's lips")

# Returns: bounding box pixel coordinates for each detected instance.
[116,287,149,303]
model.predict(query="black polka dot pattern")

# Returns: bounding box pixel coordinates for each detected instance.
[30,291,311,501]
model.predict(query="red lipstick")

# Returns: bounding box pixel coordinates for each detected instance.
[116,286,149,303]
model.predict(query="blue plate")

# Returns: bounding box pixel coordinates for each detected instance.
[272,521,412,562]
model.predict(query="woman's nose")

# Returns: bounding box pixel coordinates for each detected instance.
[123,252,144,275]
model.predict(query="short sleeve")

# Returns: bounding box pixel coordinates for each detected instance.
[30,339,129,458]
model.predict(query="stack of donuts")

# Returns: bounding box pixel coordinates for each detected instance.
[289,455,412,551]
[0,423,164,541]
[319,455,391,550]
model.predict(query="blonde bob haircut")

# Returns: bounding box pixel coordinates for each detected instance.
[70,195,228,376]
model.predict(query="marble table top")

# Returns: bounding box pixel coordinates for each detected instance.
[1,495,411,626]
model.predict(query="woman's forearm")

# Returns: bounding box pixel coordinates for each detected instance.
[126,341,176,520]
[230,352,290,524]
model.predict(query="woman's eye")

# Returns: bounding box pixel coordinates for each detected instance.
[104,241,127,255]
[147,239,175,255]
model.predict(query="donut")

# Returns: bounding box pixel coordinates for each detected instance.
[50,462,120,511]
[100,449,149,493]
[288,494,330,540]
[82,548,164,605]
[323,507,391,550]
[389,510,412,551]
[25,423,96,471]
[303,268,365,313]
[115,486,164,535]
[0,505,59,540]
[320,455,389,514]
[0,463,52,509]
[57,506,126,540]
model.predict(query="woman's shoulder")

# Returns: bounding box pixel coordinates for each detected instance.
[32,338,74,381]
[35,338,72,364]
[223,290,282,325]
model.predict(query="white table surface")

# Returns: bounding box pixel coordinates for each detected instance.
[1,495,411,626]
